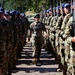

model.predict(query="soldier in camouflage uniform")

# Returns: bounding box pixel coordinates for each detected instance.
[15,11,29,58]
[46,10,50,26]
[9,10,19,70]
[0,22,3,75]
[48,8,53,40]
[63,16,74,75]
[42,10,48,26]
[55,4,65,61]
[63,3,75,75]
[52,6,61,53]
[30,14,46,64]
[15,11,23,58]
[0,8,5,75]
[42,10,50,49]
[4,10,12,75]
[49,7,59,52]
[52,4,65,71]
[21,14,29,44]
[46,9,53,26]
[54,6,61,49]
[59,3,71,73]
[0,7,9,75]
[45,8,53,53]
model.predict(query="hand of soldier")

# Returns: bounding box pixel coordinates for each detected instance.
[50,27,52,30]
[50,28,55,32]
[43,32,48,38]
[60,31,63,35]
[72,36,75,43]
[59,30,61,33]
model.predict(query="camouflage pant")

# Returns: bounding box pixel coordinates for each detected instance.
[0,42,8,75]
[65,37,75,75]
[65,38,70,63]
[55,32,60,55]
[31,36,42,60]
[59,37,65,66]
[51,33,55,50]
[49,31,51,42]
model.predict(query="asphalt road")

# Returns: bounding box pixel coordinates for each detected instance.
[12,42,63,75]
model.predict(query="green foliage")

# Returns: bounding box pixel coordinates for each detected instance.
[0,0,71,12]
[4,1,15,10]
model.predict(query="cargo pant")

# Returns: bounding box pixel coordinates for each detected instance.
[59,37,65,66]
[31,34,42,61]
[65,37,75,75]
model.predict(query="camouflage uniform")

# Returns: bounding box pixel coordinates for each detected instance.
[49,15,53,42]
[55,15,63,56]
[50,15,57,50]
[45,15,53,53]
[30,21,46,61]
[59,13,71,68]
[7,20,12,75]
[42,16,48,26]
[45,16,50,35]
[0,19,9,75]
[42,16,48,49]
[0,22,4,75]
[49,16,55,46]
[63,16,75,75]
[15,18,23,57]
[46,15,53,35]
[22,17,29,44]
[10,18,18,69]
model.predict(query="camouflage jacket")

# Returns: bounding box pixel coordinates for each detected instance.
[30,21,46,37]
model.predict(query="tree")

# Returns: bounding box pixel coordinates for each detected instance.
[2,0,71,12]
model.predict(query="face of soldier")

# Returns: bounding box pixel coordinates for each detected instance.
[0,12,4,20]
[49,11,52,15]
[5,15,10,20]
[64,7,70,14]
[60,8,64,14]
[47,12,49,17]
[34,18,39,22]
[15,15,17,18]
[56,9,60,14]
[45,13,47,17]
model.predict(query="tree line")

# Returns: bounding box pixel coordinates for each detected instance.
[0,0,70,13]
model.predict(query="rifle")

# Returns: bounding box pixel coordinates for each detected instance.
[72,0,75,36]
[57,0,59,13]
[71,0,73,14]
[71,0,75,49]
[53,0,56,16]
[56,0,60,20]
[51,0,53,16]
[60,0,64,18]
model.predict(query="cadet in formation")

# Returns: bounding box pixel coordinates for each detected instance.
[0,7,29,75]
[30,14,47,64]
[41,0,75,75]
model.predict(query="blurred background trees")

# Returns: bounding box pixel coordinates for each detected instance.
[0,0,70,13]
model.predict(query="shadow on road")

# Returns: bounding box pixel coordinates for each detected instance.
[12,67,58,73]
[12,43,60,74]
